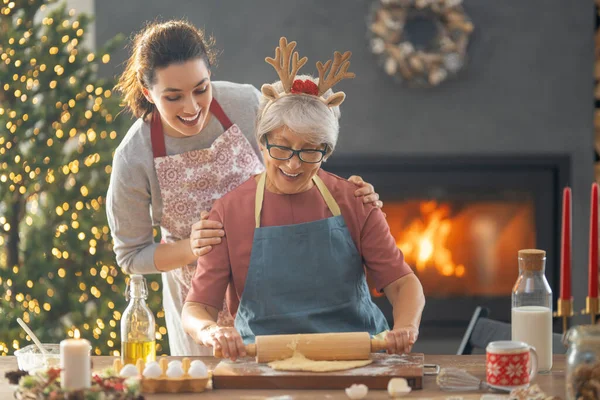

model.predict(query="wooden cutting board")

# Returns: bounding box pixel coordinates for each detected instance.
[212,353,424,390]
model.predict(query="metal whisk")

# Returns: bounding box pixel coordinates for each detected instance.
[436,368,510,393]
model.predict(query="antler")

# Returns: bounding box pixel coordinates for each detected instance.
[265,37,308,93]
[316,51,355,96]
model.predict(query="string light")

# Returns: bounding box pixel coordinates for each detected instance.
[0,2,167,358]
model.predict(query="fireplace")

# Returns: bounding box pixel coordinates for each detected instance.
[324,154,569,337]
[380,198,535,297]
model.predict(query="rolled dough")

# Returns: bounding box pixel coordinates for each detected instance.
[267,351,373,372]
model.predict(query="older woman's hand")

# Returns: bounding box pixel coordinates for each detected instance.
[386,327,419,354]
[201,325,247,361]
[348,175,384,210]
[189,211,225,257]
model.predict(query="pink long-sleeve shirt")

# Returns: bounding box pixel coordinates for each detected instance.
[186,169,413,316]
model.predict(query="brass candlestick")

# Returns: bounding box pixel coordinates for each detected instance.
[554,298,574,334]
[584,296,600,324]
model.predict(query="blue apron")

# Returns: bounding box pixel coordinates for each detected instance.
[234,172,389,343]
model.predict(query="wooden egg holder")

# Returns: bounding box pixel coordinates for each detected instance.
[113,357,210,394]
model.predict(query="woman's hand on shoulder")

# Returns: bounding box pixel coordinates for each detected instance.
[201,325,246,361]
[189,211,225,257]
[348,175,384,211]
[385,327,419,354]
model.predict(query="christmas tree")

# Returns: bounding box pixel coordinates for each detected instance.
[0,0,168,357]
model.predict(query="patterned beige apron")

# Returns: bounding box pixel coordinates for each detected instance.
[151,99,263,355]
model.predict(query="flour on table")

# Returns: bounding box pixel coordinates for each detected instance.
[267,351,372,372]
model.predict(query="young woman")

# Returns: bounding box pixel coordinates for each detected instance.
[107,21,383,356]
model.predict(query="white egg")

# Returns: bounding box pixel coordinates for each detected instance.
[187,362,208,378]
[345,383,368,399]
[387,377,412,398]
[142,363,163,379]
[144,361,160,370]
[119,364,139,378]
[168,360,182,368]
[166,364,184,378]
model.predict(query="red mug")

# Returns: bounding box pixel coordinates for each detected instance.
[486,341,538,390]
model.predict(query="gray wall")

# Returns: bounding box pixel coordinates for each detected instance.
[96,1,595,322]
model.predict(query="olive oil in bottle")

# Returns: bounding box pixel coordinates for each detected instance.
[121,275,156,364]
[121,339,156,365]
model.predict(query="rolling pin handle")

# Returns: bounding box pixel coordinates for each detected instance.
[370,338,388,353]
[213,343,257,358]
[246,343,257,357]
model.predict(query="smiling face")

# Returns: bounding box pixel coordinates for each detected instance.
[143,58,212,138]
[261,126,326,195]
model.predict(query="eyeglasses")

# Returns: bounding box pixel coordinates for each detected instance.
[264,136,328,164]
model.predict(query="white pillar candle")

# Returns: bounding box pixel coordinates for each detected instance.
[60,329,91,390]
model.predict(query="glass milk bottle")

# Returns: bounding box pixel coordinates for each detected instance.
[121,274,156,365]
[511,249,553,372]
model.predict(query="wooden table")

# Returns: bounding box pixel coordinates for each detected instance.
[0,355,566,399]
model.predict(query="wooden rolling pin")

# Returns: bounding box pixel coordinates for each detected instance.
[213,332,388,363]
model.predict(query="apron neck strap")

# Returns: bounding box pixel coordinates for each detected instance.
[312,174,342,217]
[255,173,267,228]
[209,98,233,130]
[150,98,232,158]
[255,171,341,228]
[150,110,167,158]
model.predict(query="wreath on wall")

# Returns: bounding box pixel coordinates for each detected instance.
[367,0,474,88]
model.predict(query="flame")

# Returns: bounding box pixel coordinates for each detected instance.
[74,328,80,339]
[395,201,465,278]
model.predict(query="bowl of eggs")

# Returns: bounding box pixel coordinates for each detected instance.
[113,357,209,393]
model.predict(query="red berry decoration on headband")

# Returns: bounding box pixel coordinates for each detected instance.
[291,79,319,96]
[262,37,354,108]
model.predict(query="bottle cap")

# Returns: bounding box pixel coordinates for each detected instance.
[125,274,148,300]
[518,249,546,271]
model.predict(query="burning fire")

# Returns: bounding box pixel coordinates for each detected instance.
[395,201,466,278]
[368,198,535,298]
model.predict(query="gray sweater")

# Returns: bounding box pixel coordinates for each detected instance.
[106,81,263,275]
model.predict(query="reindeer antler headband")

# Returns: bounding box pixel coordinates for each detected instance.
[261,37,355,110]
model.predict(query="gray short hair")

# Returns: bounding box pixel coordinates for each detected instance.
[255,75,341,159]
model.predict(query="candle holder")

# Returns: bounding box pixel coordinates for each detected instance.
[554,297,574,334]
[583,296,600,324]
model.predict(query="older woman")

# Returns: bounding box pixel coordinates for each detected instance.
[182,38,425,361]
